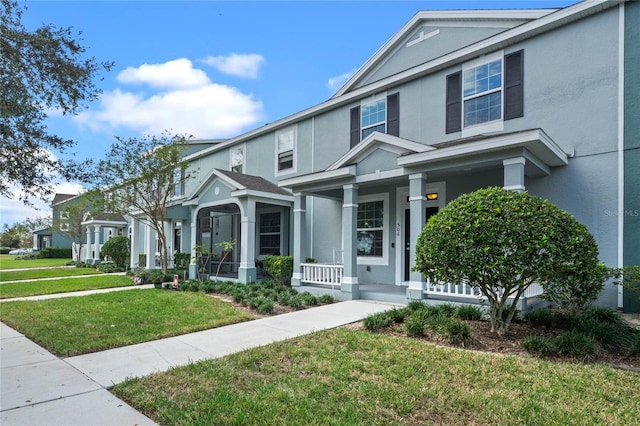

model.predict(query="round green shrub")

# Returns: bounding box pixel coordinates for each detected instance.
[100,236,131,268]
[522,335,556,356]
[554,331,598,359]
[444,320,472,345]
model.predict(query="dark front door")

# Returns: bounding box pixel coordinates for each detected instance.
[404,207,439,281]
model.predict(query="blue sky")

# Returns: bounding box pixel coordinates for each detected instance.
[1,0,577,229]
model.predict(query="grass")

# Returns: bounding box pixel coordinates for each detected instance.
[112,328,640,425]
[0,267,103,282]
[0,275,134,299]
[0,254,72,270]
[0,289,253,356]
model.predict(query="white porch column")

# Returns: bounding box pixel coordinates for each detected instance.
[130,218,139,269]
[93,225,101,263]
[239,199,256,283]
[291,193,306,287]
[85,227,91,262]
[408,173,427,300]
[189,211,198,279]
[503,157,526,192]
[145,223,156,269]
[341,184,360,300]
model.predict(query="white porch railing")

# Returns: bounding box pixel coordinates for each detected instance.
[425,280,545,300]
[301,263,343,286]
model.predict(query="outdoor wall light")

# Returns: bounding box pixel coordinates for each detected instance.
[426,192,439,200]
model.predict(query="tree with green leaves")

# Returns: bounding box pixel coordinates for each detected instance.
[0,0,113,203]
[414,187,602,333]
[0,215,51,248]
[93,133,191,273]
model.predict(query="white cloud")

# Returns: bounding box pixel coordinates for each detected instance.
[201,54,265,79]
[327,69,356,92]
[75,59,264,138]
[118,58,210,89]
[1,181,84,228]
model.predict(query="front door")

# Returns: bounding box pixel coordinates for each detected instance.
[404,207,439,281]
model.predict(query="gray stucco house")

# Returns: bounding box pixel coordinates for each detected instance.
[125,0,637,311]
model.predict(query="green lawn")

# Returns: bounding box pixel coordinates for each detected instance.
[0,267,103,282]
[0,275,134,299]
[0,255,72,270]
[113,328,640,426]
[0,289,254,356]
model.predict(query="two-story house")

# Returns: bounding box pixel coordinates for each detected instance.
[129,0,638,312]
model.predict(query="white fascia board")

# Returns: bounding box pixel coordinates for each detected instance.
[398,129,567,167]
[278,166,356,188]
[82,220,127,226]
[333,9,557,98]
[230,189,294,203]
[355,168,406,184]
[185,0,615,163]
[327,132,434,171]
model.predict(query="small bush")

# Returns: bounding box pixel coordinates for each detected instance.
[288,296,303,310]
[388,307,408,323]
[257,299,275,314]
[444,320,472,345]
[262,255,294,286]
[299,292,318,306]
[554,331,598,359]
[627,333,640,356]
[436,304,457,317]
[457,305,482,321]
[148,270,166,285]
[318,294,334,304]
[575,319,629,350]
[405,311,428,337]
[363,312,392,332]
[100,236,130,268]
[97,263,126,273]
[407,301,426,312]
[582,307,624,326]
[523,335,556,356]
[173,252,191,270]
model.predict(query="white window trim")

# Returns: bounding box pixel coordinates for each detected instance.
[461,50,504,138]
[360,92,387,139]
[229,143,245,174]
[274,125,297,176]
[357,193,389,266]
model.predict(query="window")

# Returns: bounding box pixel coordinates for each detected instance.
[275,126,296,174]
[230,145,244,173]
[60,222,69,231]
[172,168,185,197]
[446,50,523,135]
[350,93,399,148]
[259,212,281,255]
[463,59,502,127]
[357,200,384,257]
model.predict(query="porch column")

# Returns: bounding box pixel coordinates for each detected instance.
[239,199,257,283]
[503,157,526,192]
[189,209,198,279]
[93,225,101,264]
[145,223,156,269]
[408,173,427,300]
[85,227,92,262]
[130,218,139,269]
[291,193,306,287]
[341,184,360,300]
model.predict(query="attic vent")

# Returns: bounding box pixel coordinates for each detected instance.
[406,29,440,47]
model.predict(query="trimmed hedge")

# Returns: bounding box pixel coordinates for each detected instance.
[38,247,72,258]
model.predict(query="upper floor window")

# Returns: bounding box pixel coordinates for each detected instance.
[350,93,399,148]
[446,50,523,135]
[275,126,296,175]
[230,145,244,174]
[463,59,502,127]
[172,168,185,197]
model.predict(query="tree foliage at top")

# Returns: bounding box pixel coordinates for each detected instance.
[414,187,602,333]
[93,133,191,273]
[0,0,113,203]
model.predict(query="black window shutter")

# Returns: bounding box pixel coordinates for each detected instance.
[386,92,399,137]
[350,106,361,148]
[504,50,524,120]
[445,71,462,133]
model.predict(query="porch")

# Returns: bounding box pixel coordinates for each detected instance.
[299,262,546,310]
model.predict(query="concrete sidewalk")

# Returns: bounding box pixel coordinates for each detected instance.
[1,300,397,425]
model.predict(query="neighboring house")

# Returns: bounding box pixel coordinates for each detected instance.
[129,0,637,312]
[32,193,76,251]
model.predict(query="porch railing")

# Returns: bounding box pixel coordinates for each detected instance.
[301,263,343,287]
[425,280,545,300]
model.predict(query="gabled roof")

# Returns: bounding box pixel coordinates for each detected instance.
[82,212,127,225]
[327,132,435,171]
[332,9,556,98]
[187,169,292,202]
[51,193,76,206]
